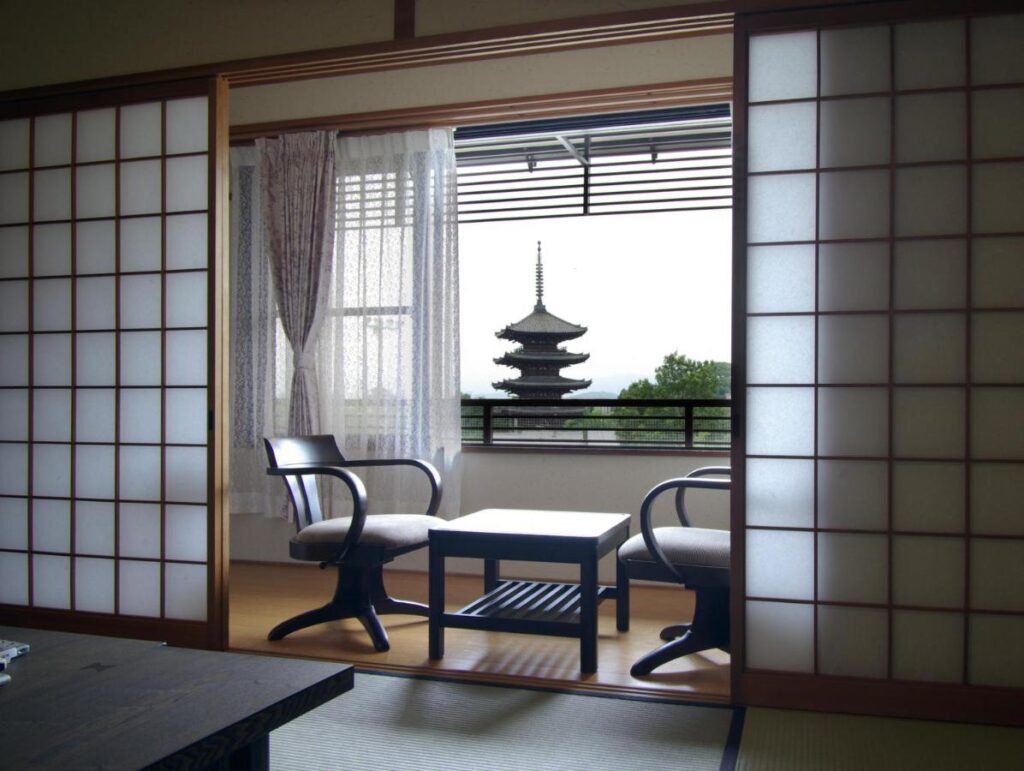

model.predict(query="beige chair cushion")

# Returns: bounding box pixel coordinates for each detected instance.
[619,527,729,569]
[294,514,440,551]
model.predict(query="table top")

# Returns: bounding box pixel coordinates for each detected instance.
[0,626,353,771]
[431,508,630,540]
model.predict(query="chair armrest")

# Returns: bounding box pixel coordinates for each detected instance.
[674,466,731,527]
[639,476,731,583]
[337,458,443,516]
[267,465,369,563]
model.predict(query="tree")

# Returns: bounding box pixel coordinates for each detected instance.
[618,352,729,400]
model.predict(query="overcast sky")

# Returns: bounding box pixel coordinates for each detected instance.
[458,209,732,397]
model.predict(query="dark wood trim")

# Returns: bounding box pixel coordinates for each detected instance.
[229,77,733,141]
[0,79,213,121]
[460,445,730,459]
[0,604,210,648]
[394,0,416,40]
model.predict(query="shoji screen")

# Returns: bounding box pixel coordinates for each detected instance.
[735,5,1024,723]
[0,79,228,648]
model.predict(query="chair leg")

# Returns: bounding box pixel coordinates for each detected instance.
[660,623,690,641]
[356,604,391,652]
[268,601,346,641]
[367,564,429,617]
[631,586,730,677]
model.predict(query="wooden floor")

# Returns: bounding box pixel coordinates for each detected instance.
[229,562,731,703]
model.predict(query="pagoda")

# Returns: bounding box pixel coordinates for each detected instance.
[493,243,591,399]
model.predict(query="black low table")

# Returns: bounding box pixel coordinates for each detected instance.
[0,626,353,770]
[428,508,631,673]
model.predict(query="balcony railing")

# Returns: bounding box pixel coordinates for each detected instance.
[461,398,731,450]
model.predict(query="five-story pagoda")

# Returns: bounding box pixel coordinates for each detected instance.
[493,243,591,399]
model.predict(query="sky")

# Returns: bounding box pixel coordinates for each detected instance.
[458,209,732,397]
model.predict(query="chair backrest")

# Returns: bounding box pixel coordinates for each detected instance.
[675,466,731,527]
[265,435,347,530]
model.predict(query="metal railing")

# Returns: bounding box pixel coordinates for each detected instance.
[461,398,731,450]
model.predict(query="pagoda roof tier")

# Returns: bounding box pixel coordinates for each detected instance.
[494,350,590,366]
[496,306,587,341]
[492,375,592,391]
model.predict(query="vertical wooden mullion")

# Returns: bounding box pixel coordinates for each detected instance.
[885,23,897,683]
[69,111,78,611]
[113,106,122,615]
[962,16,974,685]
[812,28,822,677]
[26,116,35,607]
[160,100,168,620]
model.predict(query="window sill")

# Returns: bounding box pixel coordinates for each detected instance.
[460,444,730,458]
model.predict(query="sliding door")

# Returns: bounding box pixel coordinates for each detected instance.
[733,2,1024,724]
[0,78,229,648]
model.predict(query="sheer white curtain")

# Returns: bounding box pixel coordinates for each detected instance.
[319,128,462,517]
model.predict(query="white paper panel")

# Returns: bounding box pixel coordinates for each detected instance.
[33,167,71,222]
[32,498,70,552]
[32,444,70,498]
[893,388,965,458]
[165,562,207,620]
[818,387,889,457]
[971,388,1024,460]
[970,13,1024,86]
[0,225,29,277]
[746,458,814,528]
[33,278,72,331]
[119,446,161,501]
[166,155,208,213]
[33,554,70,609]
[120,274,162,329]
[120,216,162,272]
[75,501,115,555]
[120,331,162,386]
[893,313,966,383]
[166,504,208,562]
[973,237,1024,309]
[0,171,28,224]
[33,222,71,276]
[165,271,207,328]
[973,312,1024,382]
[818,315,889,384]
[0,443,28,495]
[166,97,208,155]
[895,166,967,237]
[33,113,72,167]
[820,26,890,96]
[119,559,161,617]
[0,118,30,170]
[819,97,890,168]
[747,387,815,457]
[893,239,966,310]
[166,213,208,270]
[972,163,1024,233]
[0,497,28,550]
[747,245,815,314]
[166,329,207,385]
[971,539,1024,611]
[76,276,117,330]
[120,388,162,444]
[0,334,29,386]
[166,446,207,503]
[896,92,967,164]
[748,316,814,385]
[166,388,207,445]
[0,552,29,605]
[818,606,888,679]
[892,610,963,683]
[748,31,817,102]
[893,461,964,533]
[76,108,116,163]
[75,445,115,500]
[75,557,115,613]
[33,333,72,386]
[748,103,816,173]
[747,174,816,243]
[120,102,162,158]
[819,170,890,240]
[76,332,116,386]
[969,615,1024,688]
[971,463,1024,535]
[75,219,116,274]
[972,88,1024,159]
[746,600,814,673]
[76,388,116,443]
[894,19,965,90]
[893,536,964,608]
[747,530,814,601]
[0,279,28,331]
[817,460,888,530]
[120,160,162,216]
[119,502,161,558]
[75,163,116,219]
[33,388,71,442]
[818,533,888,603]
[0,388,28,440]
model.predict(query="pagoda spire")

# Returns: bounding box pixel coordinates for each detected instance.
[535,241,545,310]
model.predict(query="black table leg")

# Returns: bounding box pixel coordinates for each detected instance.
[616,555,630,632]
[580,552,598,674]
[428,546,445,660]
[484,558,499,593]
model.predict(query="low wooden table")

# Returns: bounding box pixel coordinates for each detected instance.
[0,626,353,770]
[428,508,631,674]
